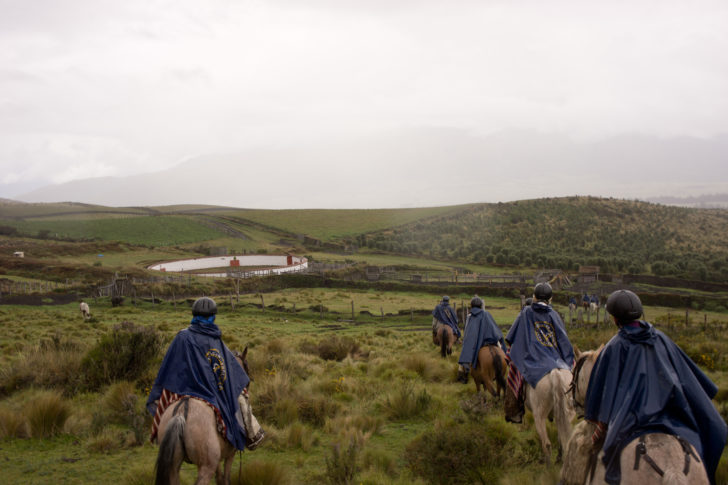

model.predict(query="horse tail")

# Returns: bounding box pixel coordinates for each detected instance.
[440,328,448,358]
[492,347,506,395]
[155,414,185,485]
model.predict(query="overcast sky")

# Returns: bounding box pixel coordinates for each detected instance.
[2,0,728,206]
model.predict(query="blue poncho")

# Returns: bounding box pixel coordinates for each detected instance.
[146,316,251,450]
[505,302,574,388]
[458,307,506,367]
[432,302,461,338]
[584,321,727,485]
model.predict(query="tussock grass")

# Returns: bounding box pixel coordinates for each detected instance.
[325,435,361,485]
[0,338,84,396]
[26,390,70,438]
[316,335,360,361]
[402,352,451,382]
[379,383,432,421]
[93,381,149,444]
[268,422,318,451]
[0,404,28,438]
[86,427,126,454]
[405,416,542,484]
[232,460,292,485]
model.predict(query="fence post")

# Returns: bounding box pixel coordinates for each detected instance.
[380,307,384,322]
[293,303,296,313]
[685,309,689,327]
[704,314,708,331]
[260,294,265,312]
[351,300,354,320]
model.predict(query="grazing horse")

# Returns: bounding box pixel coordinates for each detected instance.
[469,344,507,399]
[561,348,709,485]
[433,324,456,358]
[80,301,91,320]
[524,368,575,464]
[154,348,252,485]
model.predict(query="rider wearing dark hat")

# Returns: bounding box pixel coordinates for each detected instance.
[504,282,574,422]
[147,297,265,451]
[432,295,461,340]
[457,296,506,384]
[584,290,727,484]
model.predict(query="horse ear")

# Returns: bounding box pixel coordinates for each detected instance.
[242,345,248,360]
[573,344,581,359]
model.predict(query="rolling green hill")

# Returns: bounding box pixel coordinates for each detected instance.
[353,197,728,282]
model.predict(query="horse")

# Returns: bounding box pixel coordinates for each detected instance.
[433,323,456,358]
[561,348,709,485]
[524,367,575,464]
[154,347,252,485]
[469,344,507,400]
[79,301,91,320]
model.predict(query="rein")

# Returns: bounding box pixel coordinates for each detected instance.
[567,353,590,415]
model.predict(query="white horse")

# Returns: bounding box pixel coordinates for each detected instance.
[80,301,91,320]
[525,367,575,464]
[561,349,709,485]
[589,301,599,313]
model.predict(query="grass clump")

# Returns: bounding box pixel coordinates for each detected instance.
[405,417,541,484]
[232,460,292,485]
[0,404,28,438]
[92,381,149,444]
[379,383,432,420]
[26,390,71,438]
[317,335,360,361]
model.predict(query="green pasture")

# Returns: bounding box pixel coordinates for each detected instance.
[216,206,467,241]
[2,291,728,484]
[1,216,228,246]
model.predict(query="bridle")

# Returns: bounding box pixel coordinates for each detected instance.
[566,353,590,417]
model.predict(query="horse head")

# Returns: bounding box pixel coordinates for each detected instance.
[568,345,603,417]
[233,345,252,383]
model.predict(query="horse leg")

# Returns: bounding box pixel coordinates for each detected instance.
[528,381,554,464]
[216,447,235,485]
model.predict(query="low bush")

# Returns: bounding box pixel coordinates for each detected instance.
[92,381,149,444]
[325,436,361,485]
[317,336,360,361]
[405,417,541,484]
[81,321,163,390]
[233,460,292,485]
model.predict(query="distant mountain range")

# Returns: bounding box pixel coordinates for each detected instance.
[12,128,728,209]
[645,193,728,208]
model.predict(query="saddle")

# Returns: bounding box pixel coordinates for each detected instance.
[633,435,701,477]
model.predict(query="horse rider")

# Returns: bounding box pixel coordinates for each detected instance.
[146,297,265,451]
[583,290,727,485]
[504,282,574,423]
[432,295,461,341]
[457,296,506,384]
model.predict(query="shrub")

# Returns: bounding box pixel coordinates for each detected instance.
[92,381,149,444]
[405,417,541,484]
[26,391,71,438]
[81,321,163,390]
[317,336,360,361]
[325,436,361,485]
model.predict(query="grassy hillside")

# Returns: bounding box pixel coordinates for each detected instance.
[355,197,728,282]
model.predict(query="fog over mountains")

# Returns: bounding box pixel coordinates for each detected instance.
[14,129,728,209]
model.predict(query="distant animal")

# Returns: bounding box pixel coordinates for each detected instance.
[433,324,456,358]
[469,345,507,399]
[80,301,90,320]
[589,301,599,313]
[524,368,575,464]
[561,348,709,485]
[154,347,251,485]
[111,296,124,307]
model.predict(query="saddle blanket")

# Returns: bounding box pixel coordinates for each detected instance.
[150,388,226,443]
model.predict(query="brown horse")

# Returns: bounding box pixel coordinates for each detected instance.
[433,323,456,358]
[561,348,709,485]
[154,347,252,485]
[470,344,508,398]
